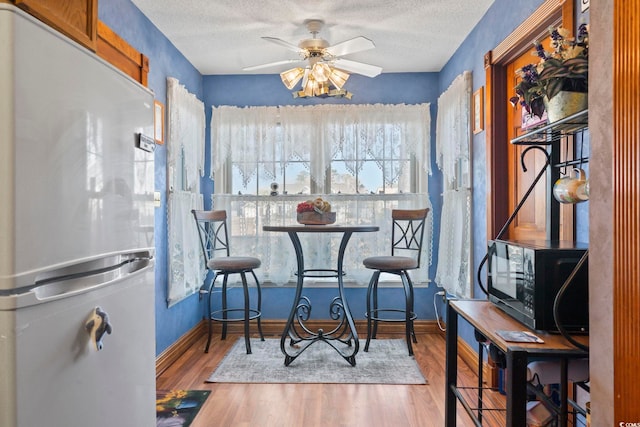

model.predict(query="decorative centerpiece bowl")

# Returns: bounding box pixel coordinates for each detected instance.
[296,197,335,225]
[296,211,336,225]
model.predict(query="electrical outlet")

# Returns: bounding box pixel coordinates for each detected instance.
[436,290,446,302]
[198,287,209,301]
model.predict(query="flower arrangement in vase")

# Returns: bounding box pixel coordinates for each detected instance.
[510,23,588,123]
[296,197,336,225]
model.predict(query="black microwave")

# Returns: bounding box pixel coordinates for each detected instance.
[487,239,589,333]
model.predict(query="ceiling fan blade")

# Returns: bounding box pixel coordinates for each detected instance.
[262,37,303,53]
[325,36,375,57]
[333,58,382,78]
[243,59,304,71]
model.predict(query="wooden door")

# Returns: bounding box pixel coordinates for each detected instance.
[504,46,574,242]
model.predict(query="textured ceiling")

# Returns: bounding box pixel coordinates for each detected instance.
[131,0,495,75]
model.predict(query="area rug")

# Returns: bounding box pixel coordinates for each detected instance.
[206,338,427,384]
[156,389,210,427]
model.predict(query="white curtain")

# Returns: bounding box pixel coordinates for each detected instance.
[210,106,280,188]
[168,191,204,305]
[211,103,431,192]
[167,77,206,306]
[210,103,433,287]
[435,71,473,298]
[167,77,205,193]
[212,193,433,287]
[436,188,472,297]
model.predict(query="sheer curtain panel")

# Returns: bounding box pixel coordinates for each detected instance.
[434,71,473,298]
[211,103,431,193]
[167,77,206,306]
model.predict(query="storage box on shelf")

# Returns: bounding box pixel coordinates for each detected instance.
[511,109,588,146]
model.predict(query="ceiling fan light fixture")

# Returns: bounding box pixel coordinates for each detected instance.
[328,68,350,89]
[316,82,330,96]
[311,62,332,83]
[302,76,317,97]
[247,18,380,99]
[280,67,305,90]
[285,63,351,98]
[329,89,353,99]
[247,19,381,99]
[293,85,353,99]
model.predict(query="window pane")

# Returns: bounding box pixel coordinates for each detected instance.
[330,161,358,194]
[283,161,310,195]
[257,164,280,196]
[386,159,412,193]
[359,161,384,194]
[232,165,257,195]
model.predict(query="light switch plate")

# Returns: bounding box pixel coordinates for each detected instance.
[137,133,155,153]
[581,0,589,12]
[154,192,161,207]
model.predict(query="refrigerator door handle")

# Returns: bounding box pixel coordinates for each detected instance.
[0,256,154,309]
[33,252,151,287]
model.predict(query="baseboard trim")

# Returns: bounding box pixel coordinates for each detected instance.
[155,321,206,377]
[155,318,497,385]
[210,318,445,337]
[456,335,498,388]
[155,318,442,377]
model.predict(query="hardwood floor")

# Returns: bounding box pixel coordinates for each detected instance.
[156,331,508,427]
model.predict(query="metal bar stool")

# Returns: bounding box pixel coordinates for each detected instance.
[362,208,430,356]
[192,209,264,354]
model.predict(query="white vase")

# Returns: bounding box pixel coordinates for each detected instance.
[543,91,588,123]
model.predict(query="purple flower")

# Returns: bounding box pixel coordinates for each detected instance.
[577,23,588,40]
[534,43,548,60]
[520,64,540,84]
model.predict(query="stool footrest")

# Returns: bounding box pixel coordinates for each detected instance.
[210,308,261,322]
[297,268,346,278]
[366,308,417,323]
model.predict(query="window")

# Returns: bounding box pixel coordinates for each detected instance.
[211,103,433,286]
[229,127,415,195]
[213,103,431,196]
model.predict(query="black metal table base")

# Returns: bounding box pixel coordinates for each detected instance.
[262,225,378,367]
[282,295,357,366]
[280,229,360,366]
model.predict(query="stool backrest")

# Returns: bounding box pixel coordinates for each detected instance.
[390,208,430,267]
[191,210,230,263]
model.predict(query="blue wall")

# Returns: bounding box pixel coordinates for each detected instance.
[98,0,204,355]
[100,0,589,356]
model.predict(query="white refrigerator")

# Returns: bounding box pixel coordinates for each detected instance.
[0,5,157,427]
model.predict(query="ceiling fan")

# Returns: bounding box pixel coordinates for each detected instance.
[243,19,383,97]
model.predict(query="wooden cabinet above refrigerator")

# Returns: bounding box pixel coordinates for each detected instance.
[10,0,97,50]
[2,0,149,87]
